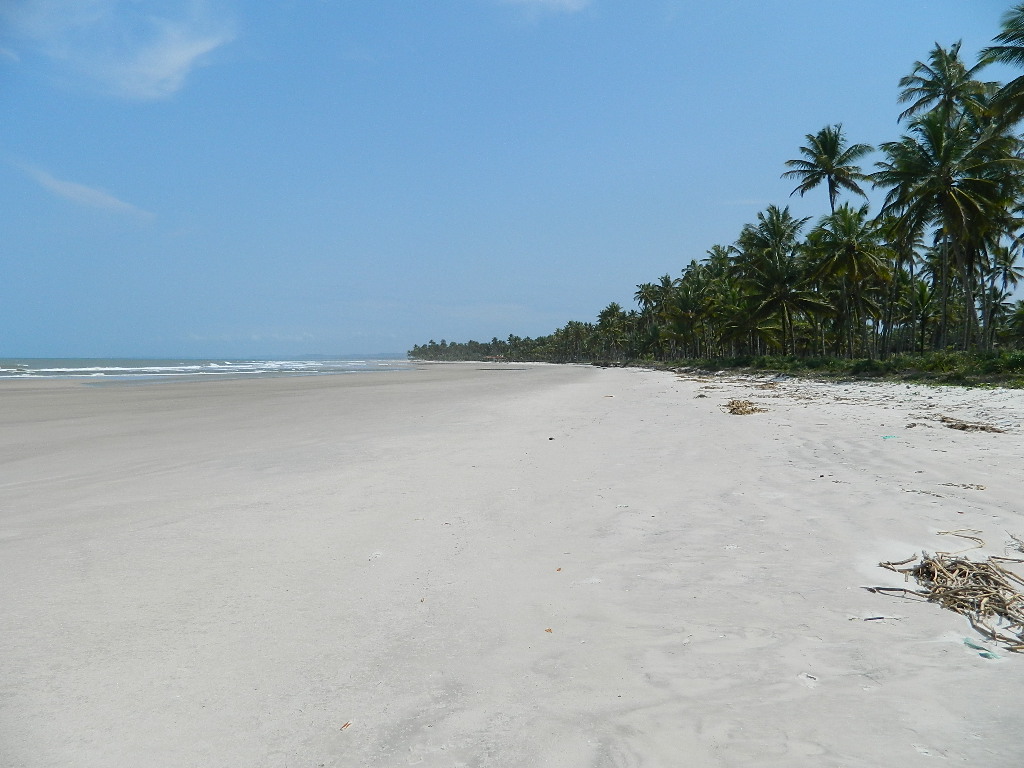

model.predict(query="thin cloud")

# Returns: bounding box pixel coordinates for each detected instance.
[501,0,592,12]
[0,0,234,99]
[0,48,21,63]
[23,165,153,218]
[103,20,233,99]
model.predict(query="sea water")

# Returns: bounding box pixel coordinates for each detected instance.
[0,357,415,380]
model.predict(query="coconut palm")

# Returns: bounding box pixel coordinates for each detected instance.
[734,206,830,354]
[806,204,892,355]
[634,283,659,317]
[873,109,1024,348]
[782,125,874,214]
[906,280,940,352]
[981,3,1024,126]
[898,41,992,123]
[735,205,811,271]
[809,204,891,285]
[991,243,1024,293]
[1005,300,1024,347]
[742,252,831,356]
[596,302,630,359]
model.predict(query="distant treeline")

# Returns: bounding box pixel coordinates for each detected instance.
[409,333,584,363]
[411,7,1024,366]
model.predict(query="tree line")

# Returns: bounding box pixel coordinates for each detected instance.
[411,6,1024,365]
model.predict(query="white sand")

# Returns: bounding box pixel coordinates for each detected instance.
[1,363,1023,767]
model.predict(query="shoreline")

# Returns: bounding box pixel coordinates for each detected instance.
[2,364,1022,766]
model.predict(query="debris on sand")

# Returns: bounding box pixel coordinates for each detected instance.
[724,399,766,415]
[870,533,1024,652]
[938,415,1005,433]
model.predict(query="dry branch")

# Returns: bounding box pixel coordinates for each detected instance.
[872,543,1024,652]
[723,399,766,415]
[938,415,1005,433]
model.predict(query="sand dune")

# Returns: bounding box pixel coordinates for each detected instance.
[1,364,1022,766]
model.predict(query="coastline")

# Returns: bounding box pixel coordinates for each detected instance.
[1,363,1022,766]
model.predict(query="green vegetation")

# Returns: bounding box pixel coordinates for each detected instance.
[410,5,1024,387]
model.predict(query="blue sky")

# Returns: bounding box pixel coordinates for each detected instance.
[1,0,1019,357]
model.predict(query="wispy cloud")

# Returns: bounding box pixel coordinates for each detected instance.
[0,48,21,63]
[22,165,153,218]
[104,19,232,99]
[501,0,592,13]
[722,198,774,207]
[0,1,234,99]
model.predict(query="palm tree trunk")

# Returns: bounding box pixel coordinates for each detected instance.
[938,237,950,349]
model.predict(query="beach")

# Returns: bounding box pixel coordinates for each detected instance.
[1,362,1023,767]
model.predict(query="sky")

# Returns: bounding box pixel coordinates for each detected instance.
[1,0,1021,358]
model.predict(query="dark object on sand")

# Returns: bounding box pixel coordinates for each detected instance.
[724,399,766,415]
[938,415,1005,433]
[870,540,1024,652]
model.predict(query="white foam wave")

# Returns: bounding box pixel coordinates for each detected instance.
[0,358,413,380]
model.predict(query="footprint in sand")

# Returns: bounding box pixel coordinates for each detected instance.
[797,673,819,689]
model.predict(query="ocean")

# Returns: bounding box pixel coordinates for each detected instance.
[0,358,415,380]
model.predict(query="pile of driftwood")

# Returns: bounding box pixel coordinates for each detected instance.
[724,399,766,415]
[938,415,1005,433]
[871,534,1024,652]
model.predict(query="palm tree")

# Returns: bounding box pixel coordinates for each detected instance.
[782,124,873,214]
[735,205,811,272]
[1005,300,1024,347]
[875,214,925,354]
[991,243,1024,293]
[742,252,831,356]
[897,41,992,123]
[596,302,629,359]
[981,285,1015,348]
[634,282,659,317]
[981,3,1024,126]
[734,206,829,354]
[809,204,891,284]
[806,204,891,356]
[906,280,939,353]
[873,109,1024,349]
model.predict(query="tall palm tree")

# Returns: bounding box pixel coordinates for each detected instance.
[981,3,1024,126]
[735,205,811,271]
[596,302,629,359]
[782,125,874,214]
[991,243,1024,293]
[906,280,939,353]
[806,204,891,355]
[873,110,1024,349]
[876,215,925,355]
[809,204,891,285]
[1006,300,1024,347]
[634,283,659,317]
[734,206,829,354]
[898,41,992,123]
[742,252,832,356]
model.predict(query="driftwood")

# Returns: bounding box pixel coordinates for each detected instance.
[870,533,1024,652]
[938,415,1005,433]
[723,399,766,415]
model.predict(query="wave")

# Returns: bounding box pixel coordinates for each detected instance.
[0,358,413,380]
